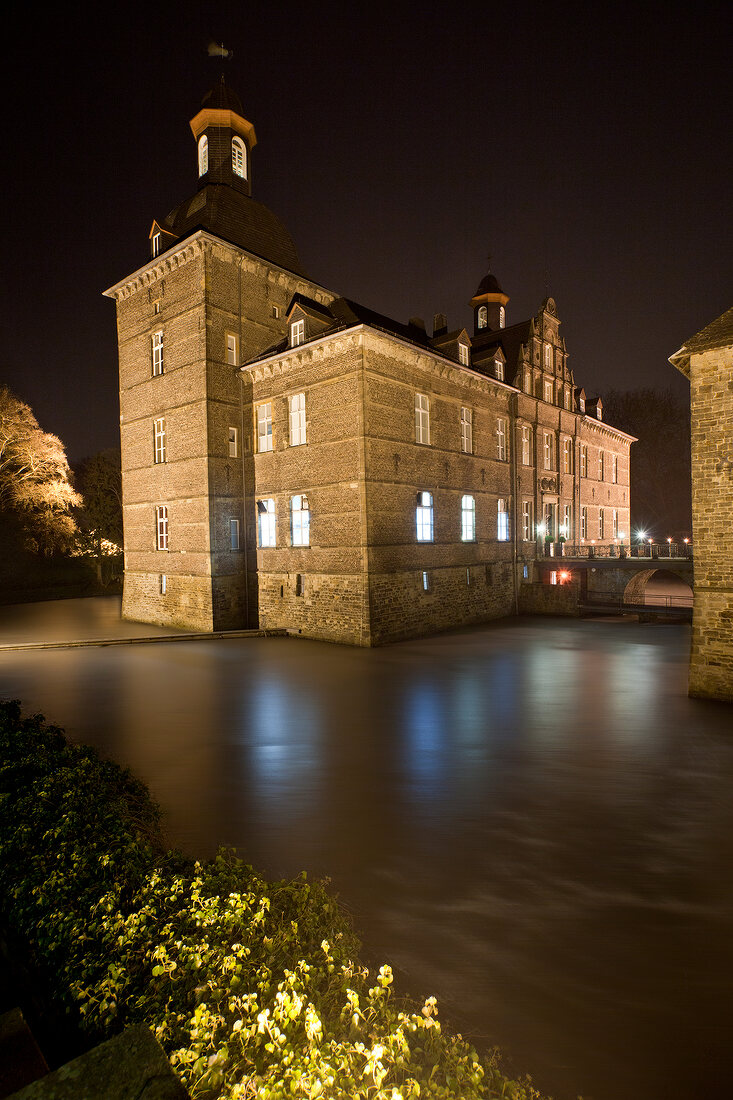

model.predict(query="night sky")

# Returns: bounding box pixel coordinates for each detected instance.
[4,3,731,463]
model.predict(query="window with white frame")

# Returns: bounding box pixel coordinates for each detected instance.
[581,506,588,540]
[416,491,433,542]
[561,504,572,540]
[230,518,240,550]
[599,509,605,539]
[289,393,306,446]
[522,500,533,541]
[580,444,588,477]
[153,417,166,463]
[290,318,305,346]
[495,359,504,381]
[226,333,238,365]
[613,508,618,538]
[499,305,505,328]
[422,570,430,592]
[231,136,247,178]
[257,498,276,547]
[521,425,532,465]
[544,344,552,369]
[198,135,208,176]
[459,343,469,366]
[151,330,164,376]
[461,495,476,542]
[599,450,605,480]
[228,427,238,458]
[272,304,280,319]
[544,378,553,403]
[290,494,310,546]
[155,505,168,550]
[579,395,586,413]
[257,403,273,453]
[543,431,554,470]
[460,407,472,453]
[152,232,161,258]
[496,417,507,461]
[563,437,573,474]
[415,394,430,445]
[612,454,618,483]
[477,305,488,329]
[497,498,510,541]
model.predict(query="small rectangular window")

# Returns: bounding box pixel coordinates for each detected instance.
[543,431,554,470]
[496,418,507,461]
[549,570,558,585]
[581,507,588,540]
[599,509,605,540]
[580,444,588,477]
[523,564,529,580]
[272,305,280,319]
[522,425,532,465]
[422,571,430,592]
[544,378,553,403]
[290,318,305,346]
[495,359,504,381]
[563,438,573,474]
[155,505,168,551]
[415,394,430,445]
[228,426,238,458]
[289,393,306,446]
[613,508,619,538]
[230,518,240,550]
[151,330,164,376]
[226,333,239,366]
[152,232,161,257]
[459,343,469,366]
[599,450,605,481]
[154,417,166,463]
[544,345,552,369]
[159,573,167,594]
[522,501,533,541]
[562,504,572,539]
[497,498,510,541]
[460,407,472,454]
[257,403,273,453]
[612,454,618,483]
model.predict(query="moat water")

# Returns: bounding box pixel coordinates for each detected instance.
[1,598,731,1100]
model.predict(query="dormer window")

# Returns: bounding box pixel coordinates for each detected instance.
[459,343,469,366]
[198,135,208,177]
[477,305,488,330]
[596,406,603,421]
[499,305,505,328]
[232,137,247,179]
[290,319,305,346]
[495,359,504,381]
[579,396,586,413]
[151,232,161,258]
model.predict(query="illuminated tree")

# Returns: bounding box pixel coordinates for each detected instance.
[0,384,81,554]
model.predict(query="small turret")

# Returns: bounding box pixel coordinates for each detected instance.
[470,265,509,336]
[189,76,257,198]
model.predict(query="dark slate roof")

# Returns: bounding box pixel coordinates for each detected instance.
[471,319,531,381]
[675,305,733,355]
[473,271,505,297]
[200,77,245,115]
[160,185,306,276]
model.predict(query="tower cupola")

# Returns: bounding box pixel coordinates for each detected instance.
[470,266,510,336]
[189,76,257,197]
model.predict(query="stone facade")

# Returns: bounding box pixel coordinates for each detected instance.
[106,80,634,646]
[670,307,733,701]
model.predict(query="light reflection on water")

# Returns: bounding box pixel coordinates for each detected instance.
[1,598,732,1100]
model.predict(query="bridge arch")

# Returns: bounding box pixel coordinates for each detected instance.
[623,567,693,605]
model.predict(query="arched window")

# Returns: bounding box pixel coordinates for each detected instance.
[232,137,247,179]
[198,135,208,177]
[461,495,476,542]
[477,305,488,329]
[499,305,505,328]
[416,491,433,542]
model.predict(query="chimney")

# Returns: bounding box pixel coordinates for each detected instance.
[408,316,426,332]
[432,313,447,336]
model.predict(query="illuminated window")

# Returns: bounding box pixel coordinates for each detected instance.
[580,444,588,477]
[599,509,605,539]
[549,570,558,585]
[153,417,166,463]
[522,425,532,465]
[544,379,553,403]
[198,135,208,176]
[561,504,572,539]
[461,494,476,542]
[257,403,273,453]
[289,393,306,446]
[460,407,472,453]
[257,498,276,547]
[229,518,240,550]
[459,343,469,366]
[581,506,588,540]
[496,417,507,461]
[416,491,433,542]
[415,394,430,445]
[151,232,161,257]
[543,431,554,470]
[477,305,488,329]
[613,509,618,538]
[522,500,533,541]
[499,305,505,328]
[290,494,310,546]
[497,498,510,541]
[495,358,504,381]
[579,395,586,413]
[159,574,167,594]
[228,427,238,458]
[232,136,247,178]
[544,344,552,369]
[563,438,573,474]
[151,330,164,376]
[422,570,430,592]
[226,333,238,365]
[599,450,605,480]
[290,319,305,346]
[155,505,168,550]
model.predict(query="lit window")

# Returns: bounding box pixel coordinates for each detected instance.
[461,495,476,541]
[522,425,532,465]
[460,407,472,453]
[543,431,554,470]
[151,330,164,376]
[257,403,273,453]
[599,509,605,540]
[496,417,507,461]
[459,343,469,366]
[612,454,618,483]
[415,394,430,445]
[477,305,488,329]
[522,500,533,541]
[499,305,505,328]
[422,570,430,592]
[154,417,166,463]
[549,570,558,585]
[230,518,240,550]
[493,359,504,381]
[563,438,573,474]
[581,507,588,540]
[160,574,167,595]
[226,333,238,365]
[289,393,306,446]
[596,405,603,421]
[290,318,305,346]
[561,504,572,539]
[497,498,510,541]
[544,379,553,403]
[599,450,605,480]
[613,509,618,538]
[228,427,238,458]
[232,137,247,179]
[416,491,433,542]
[198,135,208,176]
[544,344,552,369]
[257,498,276,547]
[152,232,161,257]
[155,505,168,550]
[580,444,588,477]
[291,494,310,546]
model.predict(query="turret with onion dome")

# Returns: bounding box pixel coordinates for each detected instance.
[470,264,510,336]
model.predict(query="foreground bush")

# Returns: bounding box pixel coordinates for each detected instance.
[0,701,548,1099]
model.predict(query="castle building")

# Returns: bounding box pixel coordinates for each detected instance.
[670,307,733,701]
[105,80,633,645]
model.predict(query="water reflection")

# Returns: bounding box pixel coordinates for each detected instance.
[1,601,732,1100]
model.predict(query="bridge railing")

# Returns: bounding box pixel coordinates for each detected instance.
[584,592,694,609]
[545,542,693,561]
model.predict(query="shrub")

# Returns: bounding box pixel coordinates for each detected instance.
[0,701,549,1099]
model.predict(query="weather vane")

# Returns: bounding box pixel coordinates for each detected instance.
[208,41,233,60]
